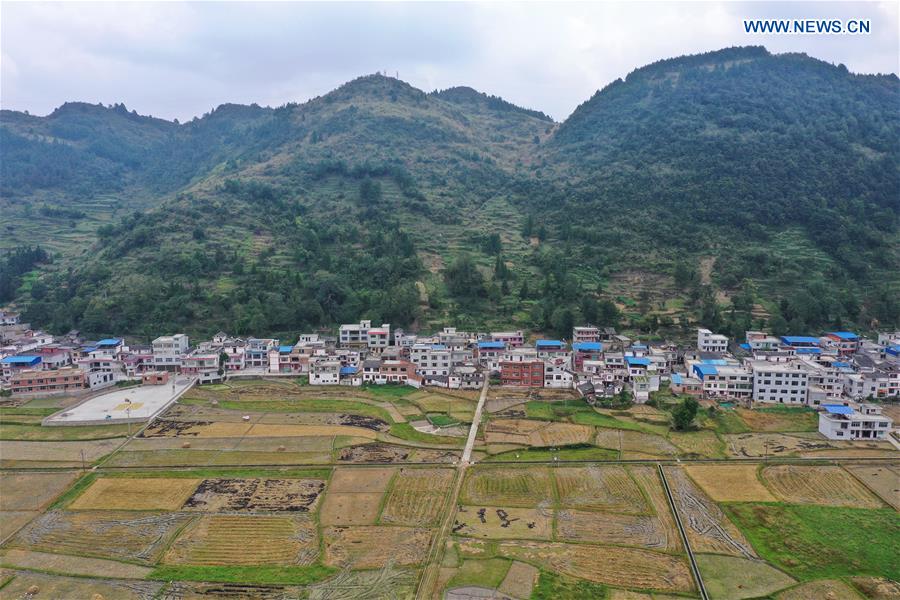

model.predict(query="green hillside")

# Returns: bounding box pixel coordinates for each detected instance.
[1,47,898,340]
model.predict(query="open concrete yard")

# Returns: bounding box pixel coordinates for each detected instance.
[44,378,194,424]
[1,378,897,599]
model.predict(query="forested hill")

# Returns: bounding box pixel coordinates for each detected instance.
[1,46,898,340]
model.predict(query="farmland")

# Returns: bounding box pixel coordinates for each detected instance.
[0,378,897,598]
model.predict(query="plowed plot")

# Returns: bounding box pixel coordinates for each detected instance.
[663,467,756,558]
[461,467,553,507]
[70,477,200,510]
[320,468,394,525]
[845,465,900,510]
[496,541,693,593]
[165,514,318,566]
[0,472,78,511]
[453,506,552,540]
[141,419,377,439]
[0,571,162,600]
[629,467,682,552]
[12,510,193,564]
[380,468,454,527]
[778,579,862,600]
[183,478,325,512]
[556,510,670,549]
[554,466,648,513]
[164,581,305,599]
[0,511,36,540]
[762,465,883,508]
[323,526,431,569]
[684,465,776,502]
[338,443,411,463]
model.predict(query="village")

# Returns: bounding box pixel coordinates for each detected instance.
[1,309,897,440]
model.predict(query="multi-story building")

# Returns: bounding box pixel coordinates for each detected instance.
[536,340,569,362]
[448,364,485,389]
[823,332,860,356]
[749,360,810,405]
[818,403,892,440]
[572,342,603,370]
[500,360,544,387]
[697,328,729,353]
[367,325,391,353]
[152,334,189,371]
[572,326,600,344]
[745,330,781,351]
[10,366,86,395]
[361,359,421,386]
[692,363,752,399]
[844,366,900,400]
[490,330,525,348]
[475,341,506,372]
[309,359,341,385]
[410,343,452,376]
[543,359,573,389]
[182,352,222,384]
[245,338,278,369]
[1,355,41,378]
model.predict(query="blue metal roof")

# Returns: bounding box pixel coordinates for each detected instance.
[781,336,820,345]
[739,343,751,351]
[340,366,358,375]
[701,358,728,365]
[671,373,683,384]
[278,345,294,353]
[1,355,41,365]
[82,347,97,353]
[573,342,602,352]
[795,347,822,355]
[431,344,447,350]
[536,340,566,348]
[828,331,858,340]
[823,404,853,415]
[631,343,647,349]
[477,341,505,349]
[887,345,900,357]
[832,361,851,368]
[625,356,650,367]
[693,364,718,378]
[96,338,121,346]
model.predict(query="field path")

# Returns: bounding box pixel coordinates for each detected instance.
[462,378,489,464]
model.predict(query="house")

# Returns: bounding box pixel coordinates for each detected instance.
[749,360,810,405]
[745,330,781,351]
[475,341,506,372]
[245,338,278,369]
[572,342,603,370]
[361,359,421,386]
[9,367,86,395]
[697,328,729,353]
[624,356,651,380]
[0,310,21,326]
[818,403,892,440]
[1,355,42,378]
[692,363,752,399]
[824,332,860,356]
[572,326,600,344]
[490,330,525,348]
[181,352,222,384]
[152,334,189,371]
[142,371,169,385]
[221,338,246,371]
[844,366,900,400]
[31,347,73,371]
[410,344,452,376]
[669,373,703,396]
[448,364,485,390]
[536,340,569,361]
[339,320,390,349]
[780,336,820,350]
[367,326,391,353]
[543,359,573,389]
[500,360,544,387]
[309,359,341,385]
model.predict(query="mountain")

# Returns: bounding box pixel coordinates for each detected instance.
[1,47,898,340]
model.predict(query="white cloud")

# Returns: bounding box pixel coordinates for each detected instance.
[1,1,896,122]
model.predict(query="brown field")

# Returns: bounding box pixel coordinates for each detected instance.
[663,467,756,558]
[330,467,395,492]
[668,430,726,458]
[485,397,527,414]
[844,464,900,510]
[380,468,455,527]
[554,466,648,513]
[531,422,594,447]
[483,418,545,444]
[498,561,539,599]
[777,579,862,600]
[164,514,318,566]
[0,548,152,578]
[0,512,36,541]
[735,407,816,432]
[496,541,694,593]
[485,419,593,447]
[183,478,326,512]
[69,477,200,510]
[12,510,194,564]
[594,429,679,457]
[322,526,432,569]
[105,448,333,467]
[629,466,683,553]
[0,571,162,600]
[0,439,123,464]
[556,510,671,549]
[762,465,884,508]
[0,472,79,511]
[453,506,552,540]
[697,554,796,600]
[684,465,777,502]
[723,433,892,458]
[307,564,419,599]
[141,419,378,440]
[461,467,553,507]
[320,467,394,526]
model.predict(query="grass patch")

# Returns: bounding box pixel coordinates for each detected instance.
[47,472,96,510]
[389,422,465,446]
[149,564,337,585]
[427,413,461,427]
[0,423,133,441]
[447,558,511,589]
[0,407,56,417]
[362,384,417,399]
[726,503,900,581]
[486,444,618,462]
[530,569,607,600]
[706,409,751,434]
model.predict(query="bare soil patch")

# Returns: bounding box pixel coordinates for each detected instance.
[69,477,200,510]
[0,439,123,463]
[183,478,326,512]
[0,512,36,541]
[0,571,161,600]
[498,561,538,599]
[777,579,862,600]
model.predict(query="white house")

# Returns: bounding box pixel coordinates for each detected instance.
[309,359,341,385]
[818,403,892,440]
[697,328,729,353]
[152,334,189,371]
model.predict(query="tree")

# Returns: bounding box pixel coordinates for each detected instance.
[444,254,486,299]
[672,397,699,430]
[218,351,228,376]
[483,233,502,255]
[522,214,534,238]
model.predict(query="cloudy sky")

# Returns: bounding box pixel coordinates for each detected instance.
[2,1,898,122]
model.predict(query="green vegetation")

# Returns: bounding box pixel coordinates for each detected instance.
[486,445,618,462]
[726,503,900,581]
[705,408,751,434]
[389,422,465,446]
[531,570,607,600]
[149,564,337,585]
[446,558,512,589]
[47,472,97,510]
[427,413,461,427]
[0,423,133,441]
[362,384,417,399]
[672,397,700,431]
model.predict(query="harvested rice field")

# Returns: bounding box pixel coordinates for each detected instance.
[379,467,455,527]
[777,579,865,600]
[0,471,79,511]
[684,464,777,502]
[629,466,683,553]
[460,467,554,507]
[844,464,900,510]
[164,514,319,566]
[696,553,796,600]
[0,570,162,600]
[554,466,648,513]
[668,430,726,458]
[0,548,153,578]
[453,506,552,540]
[322,526,432,569]
[762,465,884,508]
[483,418,593,447]
[0,512,36,541]
[140,419,378,440]
[320,467,395,525]
[69,477,200,510]
[735,407,818,432]
[0,439,123,466]
[556,509,672,549]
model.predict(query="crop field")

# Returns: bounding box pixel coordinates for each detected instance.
[554,466,648,513]
[667,430,726,458]
[453,506,553,540]
[337,441,459,463]
[684,464,776,502]
[460,466,554,507]
[11,510,194,564]
[379,467,455,527]
[320,467,394,525]
[483,418,593,447]
[696,553,796,600]
[164,514,319,566]
[141,419,379,440]
[0,512,37,541]
[183,478,326,512]
[844,464,900,510]
[595,429,679,458]
[629,466,682,552]
[662,466,757,558]
[735,407,818,432]
[0,439,123,466]
[761,465,884,508]
[556,510,671,549]
[724,432,893,458]
[69,477,201,510]
[0,472,79,512]
[777,579,865,600]
[322,525,432,569]
[495,541,694,593]
[0,570,163,600]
